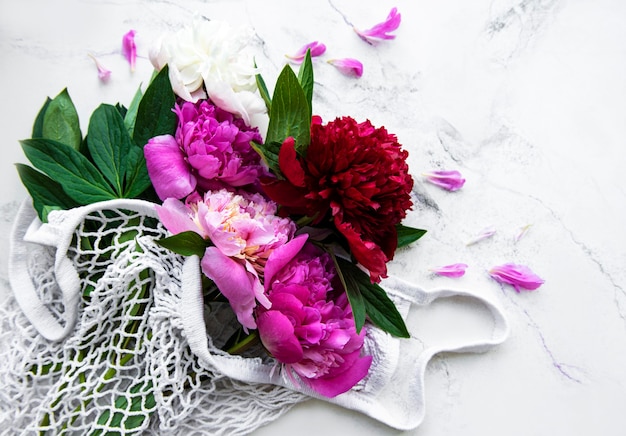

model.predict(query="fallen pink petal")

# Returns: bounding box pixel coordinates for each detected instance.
[515,224,533,243]
[286,41,326,63]
[87,54,111,82]
[466,225,497,246]
[354,7,401,43]
[422,170,466,191]
[122,29,137,71]
[430,263,468,278]
[489,263,544,292]
[328,58,363,77]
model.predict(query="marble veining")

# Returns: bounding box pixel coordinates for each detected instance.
[1,0,625,435]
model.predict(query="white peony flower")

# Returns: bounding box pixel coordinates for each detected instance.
[150,17,268,132]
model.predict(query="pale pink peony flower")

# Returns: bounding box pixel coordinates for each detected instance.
[327,58,363,77]
[144,99,265,201]
[430,263,468,278]
[489,263,544,292]
[122,30,137,71]
[257,238,372,397]
[423,170,466,191]
[156,190,296,330]
[354,7,401,43]
[286,41,327,63]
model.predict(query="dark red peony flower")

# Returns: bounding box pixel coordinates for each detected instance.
[262,115,413,282]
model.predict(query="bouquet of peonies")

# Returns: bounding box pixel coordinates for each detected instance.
[3,14,509,436]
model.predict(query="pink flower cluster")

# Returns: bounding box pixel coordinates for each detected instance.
[155,189,372,397]
[145,99,266,200]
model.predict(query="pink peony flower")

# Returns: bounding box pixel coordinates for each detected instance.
[489,263,544,292]
[156,190,296,330]
[144,99,266,201]
[257,238,372,397]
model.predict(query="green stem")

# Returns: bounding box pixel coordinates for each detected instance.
[226,331,259,355]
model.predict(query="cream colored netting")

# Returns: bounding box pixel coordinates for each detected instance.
[1,201,306,435]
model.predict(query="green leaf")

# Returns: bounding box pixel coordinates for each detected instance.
[41,88,82,150]
[133,65,177,148]
[265,64,311,154]
[339,259,410,338]
[124,85,143,137]
[123,145,152,198]
[396,224,427,248]
[21,138,117,204]
[87,104,134,195]
[156,231,209,257]
[334,256,366,333]
[15,163,78,221]
[297,50,314,119]
[250,140,282,176]
[255,62,272,112]
[32,97,52,138]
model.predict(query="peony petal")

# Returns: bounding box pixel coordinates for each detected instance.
[155,198,200,236]
[144,134,196,200]
[515,224,533,243]
[466,226,497,246]
[302,353,373,398]
[489,263,544,292]
[430,263,468,278]
[354,7,401,43]
[122,29,137,72]
[423,170,466,191]
[87,54,111,82]
[286,41,327,63]
[279,137,307,187]
[201,247,259,330]
[264,235,309,291]
[327,58,363,78]
[257,311,304,364]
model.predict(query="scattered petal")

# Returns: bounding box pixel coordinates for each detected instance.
[430,263,468,278]
[515,224,533,243]
[422,170,466,191]
[286,41,326,63]
[327,58,363,77]
[354,7,401,43]
[489,263,544,292]
[466,225,497,246]
[87,54,111,82]
[122,29,137,72]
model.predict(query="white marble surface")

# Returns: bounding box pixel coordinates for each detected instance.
[1,0,625,434]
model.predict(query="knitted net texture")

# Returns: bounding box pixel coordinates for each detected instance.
[0,202,305,435]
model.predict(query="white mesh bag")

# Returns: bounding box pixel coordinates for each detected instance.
[1,199,508,435]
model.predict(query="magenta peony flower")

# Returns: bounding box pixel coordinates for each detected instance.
[257,237,372,398]
[156,189,296,330]
[145,99,266,201]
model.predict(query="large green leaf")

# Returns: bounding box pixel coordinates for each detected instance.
[396,224,427,248]
[124,85,144,137]
[123,145,152,198]
[15,163,78,221]
[250,140,282,177]
[32,97,52,138]
[21,138,116,204]
[41,88,82,150]
[265,64,311,154]
[338,258,410,338]
[335,256,366,333]
[87,104,134,195]
[297,50,314,120]
[156,231,210,257]
[133,65,177,148]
